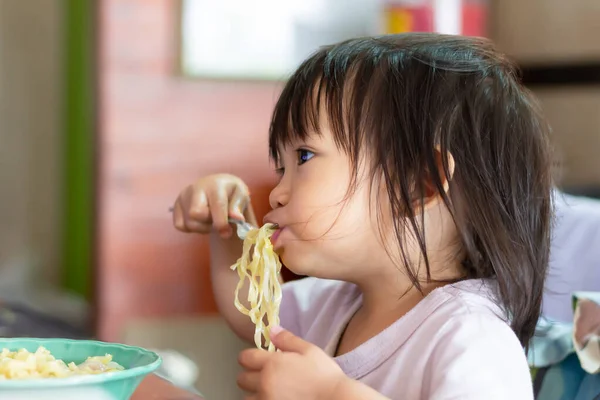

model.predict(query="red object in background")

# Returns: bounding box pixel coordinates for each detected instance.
[462,0,488,37]
[408,5,434,32]
[384,0,488,37]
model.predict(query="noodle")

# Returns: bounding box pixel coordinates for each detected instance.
[0,346,124,379]
[230,224,282,351]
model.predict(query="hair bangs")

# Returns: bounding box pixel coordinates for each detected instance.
[268,42,381,165]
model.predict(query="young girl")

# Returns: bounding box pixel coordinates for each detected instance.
[173,33,553,399]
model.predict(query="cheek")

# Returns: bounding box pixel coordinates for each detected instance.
[284,171,351,233]
[290,183,374,244]
[280,184,382,276]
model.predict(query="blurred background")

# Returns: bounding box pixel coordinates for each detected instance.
[0,0,598,397]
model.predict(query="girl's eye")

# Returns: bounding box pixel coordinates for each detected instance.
[297,149,314,165]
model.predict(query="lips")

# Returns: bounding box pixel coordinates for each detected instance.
[270,228,283,245]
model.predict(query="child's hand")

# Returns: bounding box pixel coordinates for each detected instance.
[237,326,347,400]
[172,173,255,238]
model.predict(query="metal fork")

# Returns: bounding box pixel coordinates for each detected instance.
[170,206,261,240]
[228,218,256,240]
[230,219,279,240]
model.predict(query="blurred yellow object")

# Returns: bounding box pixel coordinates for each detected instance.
[382,0,435,34]
[385,8,413,33]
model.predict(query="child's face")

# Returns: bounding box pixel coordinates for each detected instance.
[265,125,394,282]
[265,121,464,285]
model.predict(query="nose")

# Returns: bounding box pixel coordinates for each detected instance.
[269,177,290,210]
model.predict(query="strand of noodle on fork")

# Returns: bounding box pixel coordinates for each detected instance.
[230,223,282,352]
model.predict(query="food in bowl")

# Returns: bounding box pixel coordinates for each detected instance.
[0,346,124,379]
[0,338,161,400]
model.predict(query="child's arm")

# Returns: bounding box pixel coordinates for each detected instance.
[173,174,259,345]
[209,212,267,343]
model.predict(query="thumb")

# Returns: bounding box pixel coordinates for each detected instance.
[270,325,312,354]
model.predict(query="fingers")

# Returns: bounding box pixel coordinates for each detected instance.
[270,328,312,354]
[238,348,271,370]
[188,187,210,221]
[229,184,250,220]
[172,198,187,232]
[237,349,268,399]
[244,196,258,227]
[207,182,232,237]
[173,189,212,233]
[237,370,261,393]
[171,174,255,237]
[185,189,213,232]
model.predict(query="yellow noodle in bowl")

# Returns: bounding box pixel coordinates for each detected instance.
[0,346,124,379]
[0,338,161,399]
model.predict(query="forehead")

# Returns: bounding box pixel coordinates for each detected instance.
[274,126,331,154]
[269,76,364,164]
[269,41,390,167]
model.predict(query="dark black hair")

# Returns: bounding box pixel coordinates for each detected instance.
[268,33,553,347]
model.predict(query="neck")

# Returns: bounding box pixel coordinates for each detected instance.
[333,257,463,357]
[352,257,463,320]
[354,276,435,320]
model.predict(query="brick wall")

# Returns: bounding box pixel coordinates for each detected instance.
[96,0,281,341]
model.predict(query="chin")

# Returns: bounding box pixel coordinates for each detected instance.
[279,252,337,280]
[279,255,305,276]
[279,251,315,277]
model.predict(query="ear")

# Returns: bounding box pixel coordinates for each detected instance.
[418,147,455,210]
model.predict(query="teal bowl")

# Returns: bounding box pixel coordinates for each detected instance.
[0,338,161,400]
